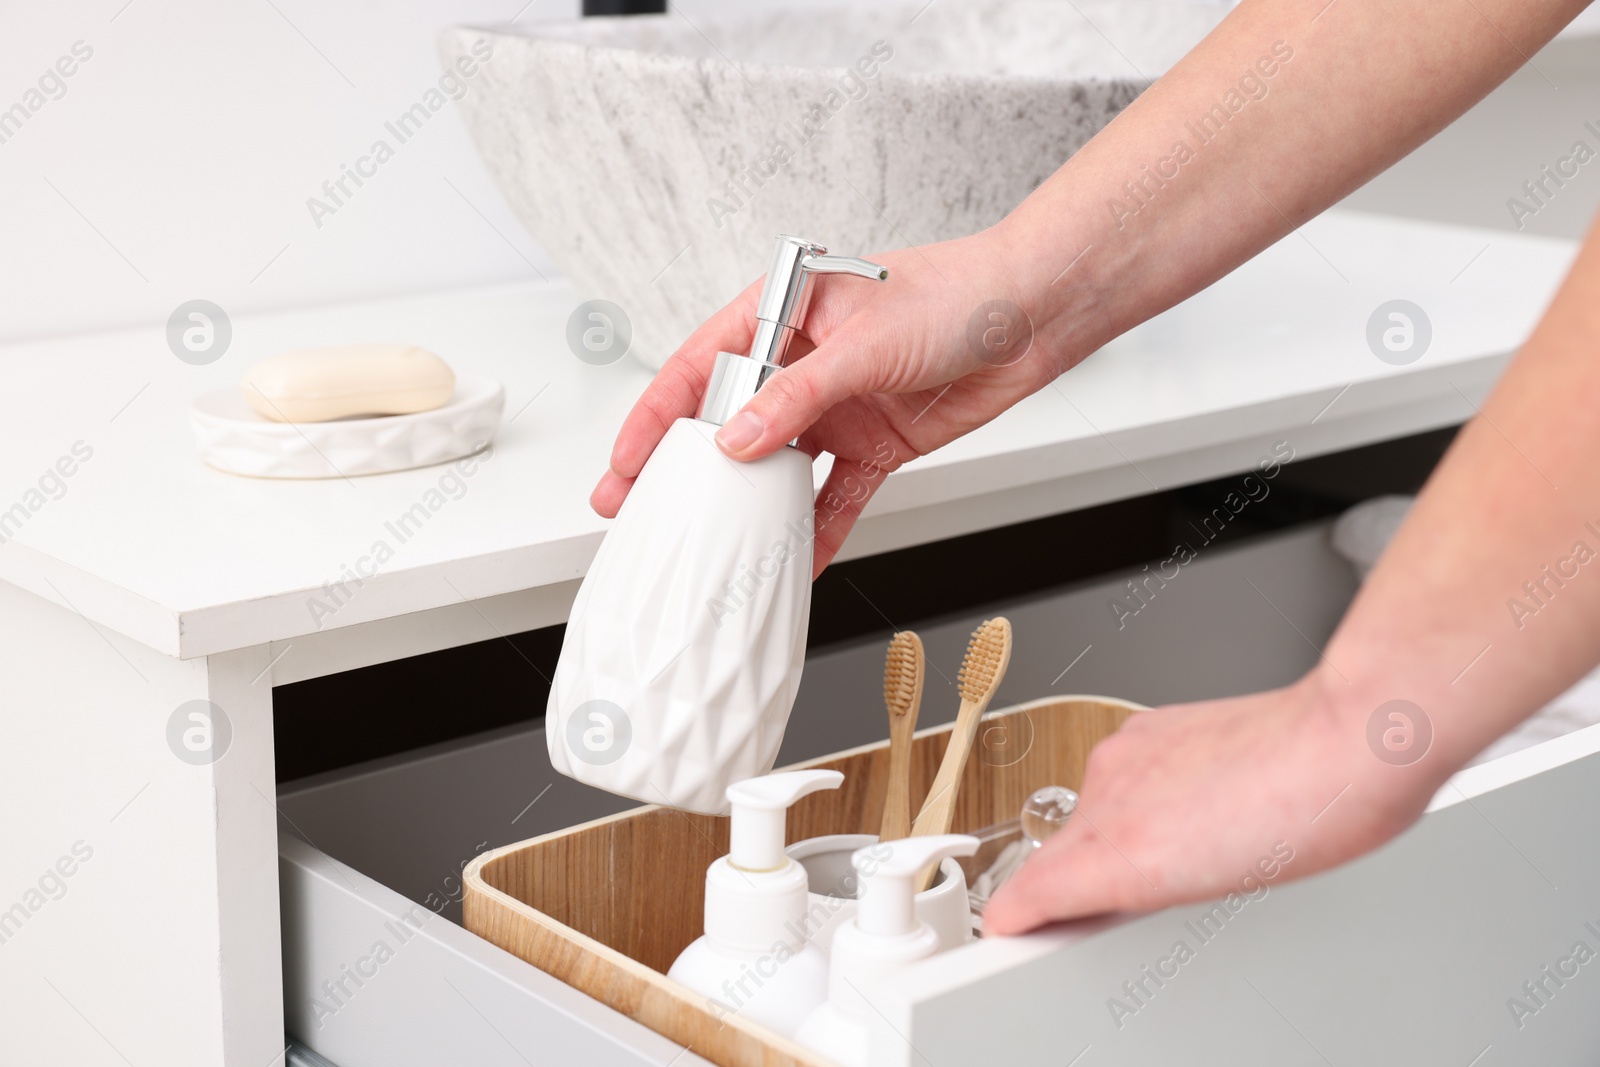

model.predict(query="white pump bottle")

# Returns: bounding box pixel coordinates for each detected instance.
[667,769,845,1036]
[547,236,888,814]
[794,834,980,1066]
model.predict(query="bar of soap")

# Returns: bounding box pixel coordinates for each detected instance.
[242,345,456,423]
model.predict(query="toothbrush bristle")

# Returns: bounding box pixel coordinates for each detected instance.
[957,618,1012,703]
[884,631,922,716]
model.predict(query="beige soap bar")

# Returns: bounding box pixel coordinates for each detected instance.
[242,345,455,423]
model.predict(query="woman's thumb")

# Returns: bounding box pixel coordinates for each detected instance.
[712,343,872,459]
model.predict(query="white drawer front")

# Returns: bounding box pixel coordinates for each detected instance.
[280,835,711,1067]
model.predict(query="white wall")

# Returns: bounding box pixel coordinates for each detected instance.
[0,0,588,344]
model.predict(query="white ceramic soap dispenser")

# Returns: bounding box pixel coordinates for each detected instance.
[547,236,888,814]
[795,834,980,1066]
[667,768,845,1036]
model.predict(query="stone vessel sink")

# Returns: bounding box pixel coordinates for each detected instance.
[441,2,1223,368]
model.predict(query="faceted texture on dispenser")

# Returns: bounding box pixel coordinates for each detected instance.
[547,418,813,814]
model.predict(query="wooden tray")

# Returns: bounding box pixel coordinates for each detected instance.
[464,695,1141,1067]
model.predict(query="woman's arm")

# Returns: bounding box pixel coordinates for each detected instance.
[1011,0,1588,362]
[985,213,1600,931]
[595,0,1589,572]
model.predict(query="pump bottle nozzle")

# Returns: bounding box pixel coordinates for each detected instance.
[726,769,845,872]
[699,236,889,427]
[854,835,979,938]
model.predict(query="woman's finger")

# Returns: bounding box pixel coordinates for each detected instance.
[588,468,634,519]
[807,450,893,576]
[714,322,900,461]
[981,819,1160,934]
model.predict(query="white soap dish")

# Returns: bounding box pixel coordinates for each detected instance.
[189,375,505,479]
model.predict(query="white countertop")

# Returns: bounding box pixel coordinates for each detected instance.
[0,210,1574,659]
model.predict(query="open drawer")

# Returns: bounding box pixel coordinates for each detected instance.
[284,720,1600,1066]
[276,524,1600,1064]
[276,692,1137,1067]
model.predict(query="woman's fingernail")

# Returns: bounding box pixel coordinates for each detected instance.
[715,410,763,454]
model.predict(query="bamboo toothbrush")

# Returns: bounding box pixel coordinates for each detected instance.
[909,617,1013,892]
[878,630,925,843]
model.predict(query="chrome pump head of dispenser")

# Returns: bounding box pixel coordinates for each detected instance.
[698,236,888,428]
